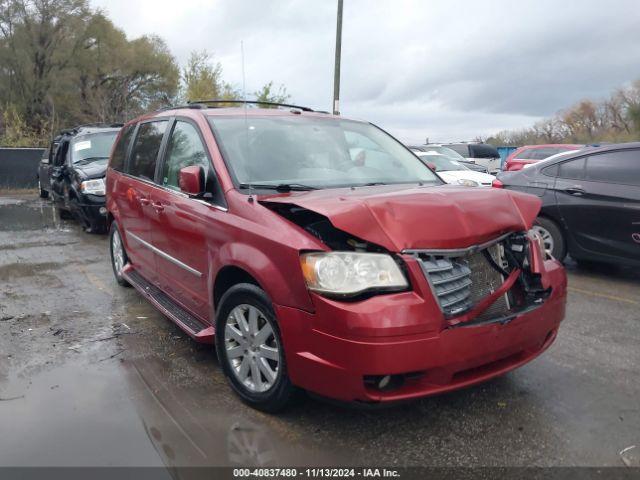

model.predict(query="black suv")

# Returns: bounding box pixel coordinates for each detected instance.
[45,124,122,233]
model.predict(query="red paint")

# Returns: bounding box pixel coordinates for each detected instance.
[106,107,567,404]
[178,166,202,195]
[505,144,582,171]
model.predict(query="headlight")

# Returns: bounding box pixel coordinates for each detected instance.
[300,252,408,297]
[457,178,480,187]
[80,178,105,196]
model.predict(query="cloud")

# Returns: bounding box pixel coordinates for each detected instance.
[90,0,640,142]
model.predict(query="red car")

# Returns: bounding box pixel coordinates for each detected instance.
[505,144,582,171]
[106,102,567,411]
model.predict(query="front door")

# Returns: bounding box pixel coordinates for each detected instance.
[117,120,168,284]
[149,119,218,321]
[554,149,640,262]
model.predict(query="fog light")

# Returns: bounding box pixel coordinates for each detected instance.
[99,207,107,215]
[378,375,391,389]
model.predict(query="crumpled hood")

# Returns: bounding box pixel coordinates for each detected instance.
[259,184,541,252]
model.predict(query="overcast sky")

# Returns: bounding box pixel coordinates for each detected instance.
[91,0,640,144]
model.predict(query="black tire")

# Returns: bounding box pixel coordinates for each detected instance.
[57,206,72,220]
[533,216,566,261]
[215,283,297,412]
[38,179,49,198]
[109,222,131,287]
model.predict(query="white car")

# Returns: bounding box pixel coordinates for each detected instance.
[413,150,496,187]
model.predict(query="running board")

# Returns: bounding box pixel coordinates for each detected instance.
[123,266,214,343]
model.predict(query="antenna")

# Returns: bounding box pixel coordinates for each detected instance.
[241,40,254,202]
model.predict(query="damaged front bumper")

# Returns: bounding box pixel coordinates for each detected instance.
[276,258,567,403]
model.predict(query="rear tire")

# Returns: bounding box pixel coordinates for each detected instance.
[109,222,131,287]
[532,217,566,261]
[216,283,297,413]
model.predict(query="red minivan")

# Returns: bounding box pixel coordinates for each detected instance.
[106,102,567,411]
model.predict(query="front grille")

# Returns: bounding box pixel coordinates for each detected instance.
[415,243,510,318]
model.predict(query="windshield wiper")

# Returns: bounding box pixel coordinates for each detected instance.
[238,183,318,192]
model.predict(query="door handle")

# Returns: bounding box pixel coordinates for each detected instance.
[139,198,150,206]
[152,202,164,212]
[564,186,586,196]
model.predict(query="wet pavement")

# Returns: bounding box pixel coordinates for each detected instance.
[0,194,639,468]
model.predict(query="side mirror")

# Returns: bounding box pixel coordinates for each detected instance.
[426,162,436,171]
[179,165,204,196]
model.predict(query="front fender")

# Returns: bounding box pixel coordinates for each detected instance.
[211,241,315,314]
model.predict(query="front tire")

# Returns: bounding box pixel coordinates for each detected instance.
[216,283,297,412]
[38,179,49,198]
[532,217,566,261]
[109,222,131,287]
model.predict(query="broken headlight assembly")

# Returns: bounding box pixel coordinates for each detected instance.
[80,178,106,196]
[300,252,408,297]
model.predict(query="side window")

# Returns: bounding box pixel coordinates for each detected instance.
[128,121,167,181]
[558,157,586,180]
[53,141,69,167]
[585,150,640,186]
[110,124,135,172]
[515,148,535,159]
[161,121,210,190]
[447,144,468,157]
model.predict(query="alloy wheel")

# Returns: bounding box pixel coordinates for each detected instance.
[112,229,125,276]
[531,225,554,257]
[224,304,280,393]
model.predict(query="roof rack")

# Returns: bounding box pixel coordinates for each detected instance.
[187,99,316,112]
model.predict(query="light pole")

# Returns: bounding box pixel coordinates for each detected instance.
[332,0,343,115]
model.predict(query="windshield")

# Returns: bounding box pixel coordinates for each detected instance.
[208,116,440,189]
[416,152,469,172]
[71,131,119,165]
[423,146,467,161]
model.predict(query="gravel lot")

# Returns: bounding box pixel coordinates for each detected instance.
[0,194,638,468]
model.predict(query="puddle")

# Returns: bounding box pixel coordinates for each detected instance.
[0,199,72,232]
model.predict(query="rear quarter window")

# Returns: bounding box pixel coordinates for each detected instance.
[110,124,135,172]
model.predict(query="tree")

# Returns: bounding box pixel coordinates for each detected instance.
[181,50,238,102]
[0,0,90,132]
[254,81,290,106]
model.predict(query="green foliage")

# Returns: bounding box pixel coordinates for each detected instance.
[0,0,179,143]
[182,50,239,103]
[0,104,44,147]
[0,3,291,147]
[254,81,291,106]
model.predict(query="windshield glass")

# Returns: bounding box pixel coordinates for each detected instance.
[71,131,119,164]
[424,146,467,161]
[416,152,469,172]
[208,116,440,189]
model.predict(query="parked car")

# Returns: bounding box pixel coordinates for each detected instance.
[410,148,495,187]
[442,142,502,174]
[409,144,490,173]
[37,142,58,198]
[106,101,567,412]
[47,124,122,232]
[505,144,583,171]
[495,143,640,266]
